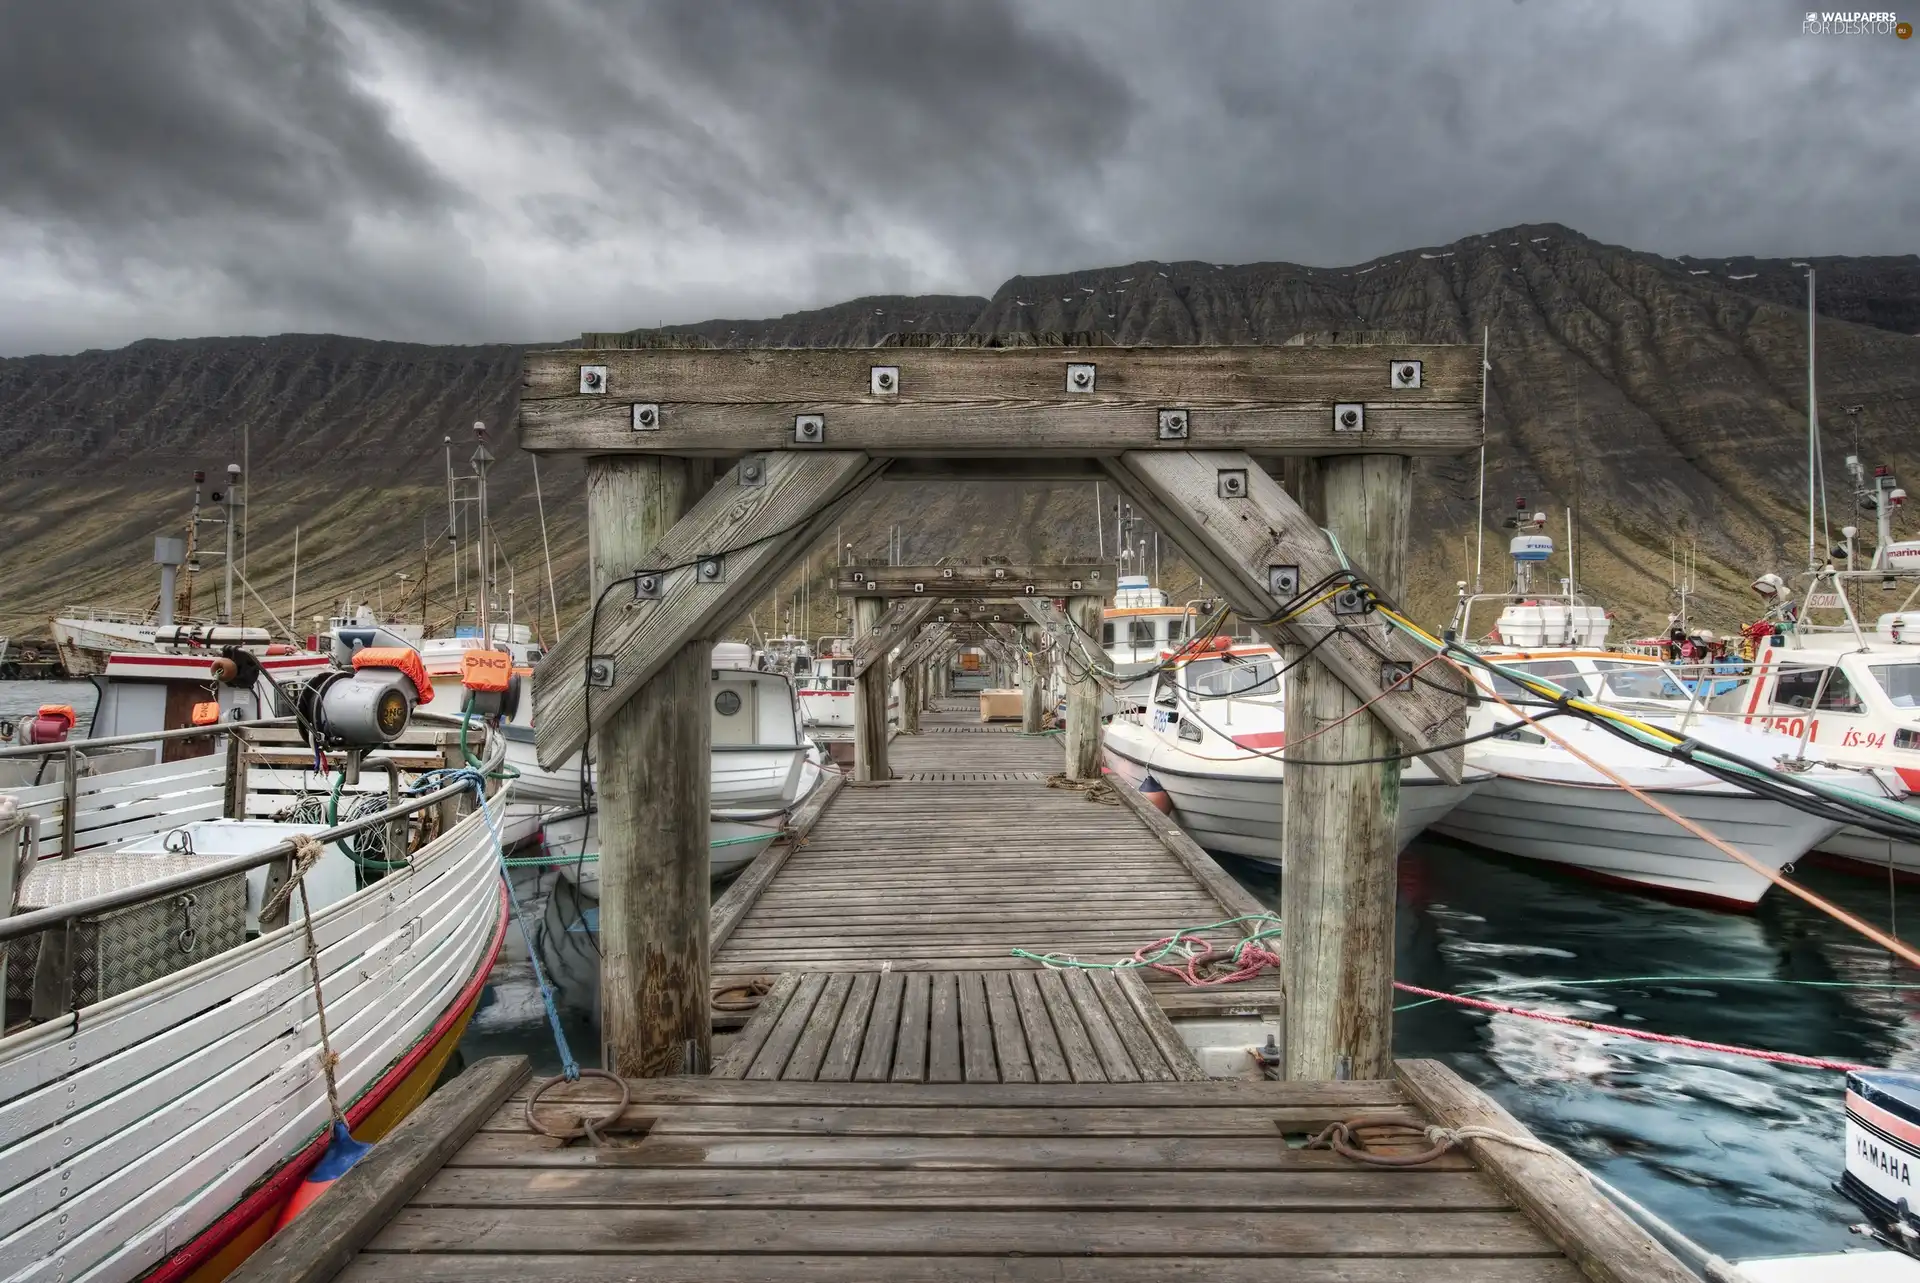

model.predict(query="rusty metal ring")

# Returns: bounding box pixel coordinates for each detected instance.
[524,1068,630,1142]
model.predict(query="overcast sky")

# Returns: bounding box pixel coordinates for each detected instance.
[1,0,1912,356]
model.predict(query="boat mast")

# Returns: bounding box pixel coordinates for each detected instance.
[1804,265,1819,571]
[183,470,204,620]
[222,462,240,624]
[1474,326,1489,592]
[473,423,493,643]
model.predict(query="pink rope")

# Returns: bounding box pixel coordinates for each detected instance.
[1135,934,1284,986]
[1391,982,1870,1072]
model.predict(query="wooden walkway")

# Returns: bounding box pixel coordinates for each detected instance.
[712,968,1206,1082]
[249,1057,1690,1283]
[709,709,1281,1018]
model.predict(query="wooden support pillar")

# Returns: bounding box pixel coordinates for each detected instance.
[1281,455,1410,1082]
[899,657,922,734]
[1063,594,1103,780]
[852,596,889,781]
[1019,624,1044,734]
[586,456,712,1078]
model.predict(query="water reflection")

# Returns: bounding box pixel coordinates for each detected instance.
[1225,837,1920,1258]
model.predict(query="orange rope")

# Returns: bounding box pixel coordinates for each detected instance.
[1478,672,1920,969]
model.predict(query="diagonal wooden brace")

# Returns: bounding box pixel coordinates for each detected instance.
[850,597,941,678]
[1100,451,1466,782]
[893,622,954,674]
[533,450,890,767]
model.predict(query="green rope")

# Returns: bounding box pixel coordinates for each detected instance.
[1012,912,1282,970]
[1392,973,1920,1012]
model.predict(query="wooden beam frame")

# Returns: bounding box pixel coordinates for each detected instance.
[849,597,940,677]
[1100,451,1466,781]
[520,345,1480,457]
[833,564,1116,599]
[532,451,890,767]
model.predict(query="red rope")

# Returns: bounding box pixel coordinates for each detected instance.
[1135,934,1284,986]
[1391,981,1870,1072]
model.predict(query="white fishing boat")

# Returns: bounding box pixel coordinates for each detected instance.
[51,472,283,677]
[1101,642,1487,862]
[1100,574,1202,712]
[0,655,512,1282]
[525,643,826,882]
[1717,460,1920,876]
[1428,651,1888,907]
[798,638,856,727]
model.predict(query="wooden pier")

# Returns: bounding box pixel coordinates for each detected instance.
[235,709,1691,1283]
[230,339,1691,1283]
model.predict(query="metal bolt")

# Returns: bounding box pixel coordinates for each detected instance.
[1267,565,1299,597]
[1334,403,1365,432]
[588,657,616,688]
[872,366,899,394]
[698,556,725,582]
[633,572,662,601]
[1217,469,1248,499]
[740,455,766,486]
[941,568,955,578]
[632,403,659,430]
[794,414,825,443]
[1066,362,1097,393]
[579,365,608,394]
[1158,408,1189,440]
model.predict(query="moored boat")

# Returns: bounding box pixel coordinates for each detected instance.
[1101,641,1488,862]
[0,659,514,1281]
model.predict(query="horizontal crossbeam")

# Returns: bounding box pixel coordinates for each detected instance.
[520,345,1481,457]
[835,564,1116,598]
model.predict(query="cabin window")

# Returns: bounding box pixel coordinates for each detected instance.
[1101,622,1116,646]
[1189,657,1278,698]
[1869,663,1920,710]
[1816,669,1863,713]
[1167,618,1187,645]
[1128,620,1157,648]
[1510,659,1592,699]
[1592,664,1684,702]
[1771,668,1823,710]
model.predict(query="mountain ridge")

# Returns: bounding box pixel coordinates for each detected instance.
[2,222,1915,646]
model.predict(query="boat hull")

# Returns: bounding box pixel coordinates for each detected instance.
[1103,739,1476,864]
[1812,825,1920,880]
[0,806,508,1283]
[1429,776,1843,909]
[170,887,503,1282]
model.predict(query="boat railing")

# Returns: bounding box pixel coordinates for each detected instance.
[0,721,505,947]
[56,605,157,626]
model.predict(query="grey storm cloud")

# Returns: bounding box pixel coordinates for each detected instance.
[0,0,1912,355]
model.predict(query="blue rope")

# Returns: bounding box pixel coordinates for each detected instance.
[416,766,583,1082]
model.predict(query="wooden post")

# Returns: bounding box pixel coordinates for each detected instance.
[1019,624,1044,734]
[1281,455,1410,1082]
[1063,594,1103,780]
[852,595,889,781]
[899,655,922,734]
[587,456,713,1077]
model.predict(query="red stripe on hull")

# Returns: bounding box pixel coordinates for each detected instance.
[1850,1089,1920,1150]
[147,879,509,1283]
